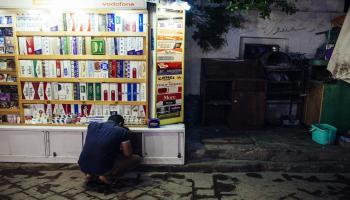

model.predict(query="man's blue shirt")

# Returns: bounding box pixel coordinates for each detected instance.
[78,121,129,175]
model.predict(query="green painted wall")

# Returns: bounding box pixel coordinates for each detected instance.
[321,80,350,131]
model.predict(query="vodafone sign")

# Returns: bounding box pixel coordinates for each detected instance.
[0,0,147,9]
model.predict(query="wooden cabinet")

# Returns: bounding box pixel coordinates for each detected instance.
[303,80,350,131]
[201,59,267,129]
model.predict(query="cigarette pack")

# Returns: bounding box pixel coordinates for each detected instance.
[98,14,106,32]
[140,83,146,101]
[87,83,94,100]
[79,61,87,78]
[55,60,61,78]
[115,14,123,32]
[80,83,87,100]
[127,83,132,101]
[95,83,101,101]
[18,37,27,54]
[138,105,146,117]
[44,82,52,100]
[109,83,118,101]
[42,37,50,54]
[49,60,56,78]
[103,105,110,116]
[73,83,80,100]
[87,61,94,78]
[122,83,127,101]
[33,60,43,77]
[62,60,71,78]
[93,61,101,78]
[117,61,124,78]
[111,60,117,78]
[37,82,45,100]
[26,37,34,55]
[51,82,59,100]
[33,36,42,54]
[107,13,115,32]
[100,61,109,78]
[72,60,79,78]
[117,83,122,101]
[132,83,137,101]
[72,104,80,115]
[72,36,78,55]
[85,36,91,55]
[102,83,109,101]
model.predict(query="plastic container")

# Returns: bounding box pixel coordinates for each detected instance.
[310,124,337,145]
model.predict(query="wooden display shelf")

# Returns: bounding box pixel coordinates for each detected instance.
[18,55,147,61]
[0,70,17,75]
[0,108,20,114]
[0,82,18,86]
[16,31,147,37]
[0,54,15,58]
[21,100,147,106]
[7,123,147,127]
[19,77,146,83]
[0,24,13,28]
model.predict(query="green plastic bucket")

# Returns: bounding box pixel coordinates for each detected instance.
[310,124,337,145]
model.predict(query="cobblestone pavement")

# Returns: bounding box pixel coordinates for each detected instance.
[0,167,349,200]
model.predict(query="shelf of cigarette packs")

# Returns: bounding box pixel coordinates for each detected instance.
[0,14,14,56]
[17,35,145,57]
[23,103,147,126]
[16,11,148,33]
[0,84,20,124]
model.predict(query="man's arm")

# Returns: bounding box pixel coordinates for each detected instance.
[120,140,133,157]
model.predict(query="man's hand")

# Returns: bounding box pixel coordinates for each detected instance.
[120,140,133,157]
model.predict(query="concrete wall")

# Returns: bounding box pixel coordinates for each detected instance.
[185,0,345,95]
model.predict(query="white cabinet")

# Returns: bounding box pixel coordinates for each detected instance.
[0,130,46,162]
[142,128,185,165]
[0,124,185,165]
[47,130,83,163]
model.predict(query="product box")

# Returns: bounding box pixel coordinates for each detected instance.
[80,83,87,100]
[62,60,71,78]
[42,37,50,54]
[101,83,109,101]
[109,83,118,101]
[79,61,87,78]
[26,37,34,54]
[33,36,42,54]
[87,83,94,100]
[107,13,115,32]
[95,83,101,100]
[44,82,53,100]
[18,37,27,54]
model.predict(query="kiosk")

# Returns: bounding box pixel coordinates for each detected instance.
[0,0,187,165]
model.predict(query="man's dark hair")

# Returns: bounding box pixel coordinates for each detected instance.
[108,114,124,127]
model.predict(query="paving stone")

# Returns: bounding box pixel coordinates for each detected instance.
[124,189,145,199]
[0,184,22,195]
[134,194,158,200]
[185,173,213,188]
[44,194,71,200]
[72,192,98,200]
[85,190,119,200]
[23,186,56,199]
[196,189,215,196]
[9,192,37,200]
[61,187,85,197]
[160,182,192,195]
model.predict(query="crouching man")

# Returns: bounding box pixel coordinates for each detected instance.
[78,114,141,185]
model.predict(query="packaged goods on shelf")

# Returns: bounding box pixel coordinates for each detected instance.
[18,36,144,56]
[21,82,145,102]
[19,60,146,79]
[0,114,20,124]
[23,104,146,125]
